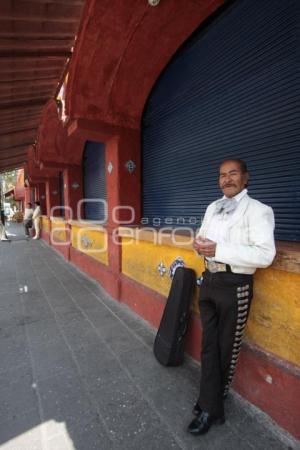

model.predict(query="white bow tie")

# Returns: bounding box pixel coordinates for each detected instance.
[215,198,238,215]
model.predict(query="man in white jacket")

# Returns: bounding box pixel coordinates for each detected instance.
[32,201,42,240]
[23,202,34,237]
[188,159,276,436]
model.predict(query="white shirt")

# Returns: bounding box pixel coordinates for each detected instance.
[24,208,34,220]
[205,189,248,261]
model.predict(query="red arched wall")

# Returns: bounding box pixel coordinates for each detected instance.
[66,0,225,129]
[26,146,60,181]
[36,99,69,166]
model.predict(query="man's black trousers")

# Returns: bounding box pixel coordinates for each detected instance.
[24,219,32,236]
[198,269,253,418]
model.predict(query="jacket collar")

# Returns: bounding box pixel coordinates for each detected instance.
[201,194,250,236]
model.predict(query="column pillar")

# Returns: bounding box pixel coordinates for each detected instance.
[36,183,46,213]
[105,130,141,298]
[24,187,35,205]
[45,177,61,217]
[63,165,83,221]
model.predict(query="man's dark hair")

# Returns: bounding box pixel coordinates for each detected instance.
[27,202,32,207]
[220,158,248,173]
[35,201,40,206]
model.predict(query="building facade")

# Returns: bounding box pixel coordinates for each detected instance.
[24,0,300,439]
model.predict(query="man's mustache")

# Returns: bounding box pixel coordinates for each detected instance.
[222,183,236,188]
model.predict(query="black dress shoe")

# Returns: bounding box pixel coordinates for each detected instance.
[187,411,225,435]
[192,402,202,416]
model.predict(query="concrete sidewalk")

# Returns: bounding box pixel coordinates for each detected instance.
[0,223,298,450]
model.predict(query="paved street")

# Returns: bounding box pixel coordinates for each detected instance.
[0,223,298,450]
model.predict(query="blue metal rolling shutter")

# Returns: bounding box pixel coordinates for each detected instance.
[83,141,106,221]
[142,0,300,241]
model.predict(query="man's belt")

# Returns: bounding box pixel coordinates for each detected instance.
[205,259,231,273]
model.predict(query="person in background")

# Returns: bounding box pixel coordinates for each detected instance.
[1,209,5,226]
[188,158,276,436]
[0,209,9,241]
[23,202,34,237]
[32,201,42,240]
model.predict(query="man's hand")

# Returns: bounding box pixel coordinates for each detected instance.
[193,237,217,257]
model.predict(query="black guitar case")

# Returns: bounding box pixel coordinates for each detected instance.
[153,267,196,366]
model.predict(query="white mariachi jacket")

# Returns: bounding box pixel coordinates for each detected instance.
[196,194,276,274]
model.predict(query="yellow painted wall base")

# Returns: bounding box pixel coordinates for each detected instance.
[41,216,50,233]
[71,225,108,266]
[122,237,300,367]
[51,218,68,242]
[246,268,300,368]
